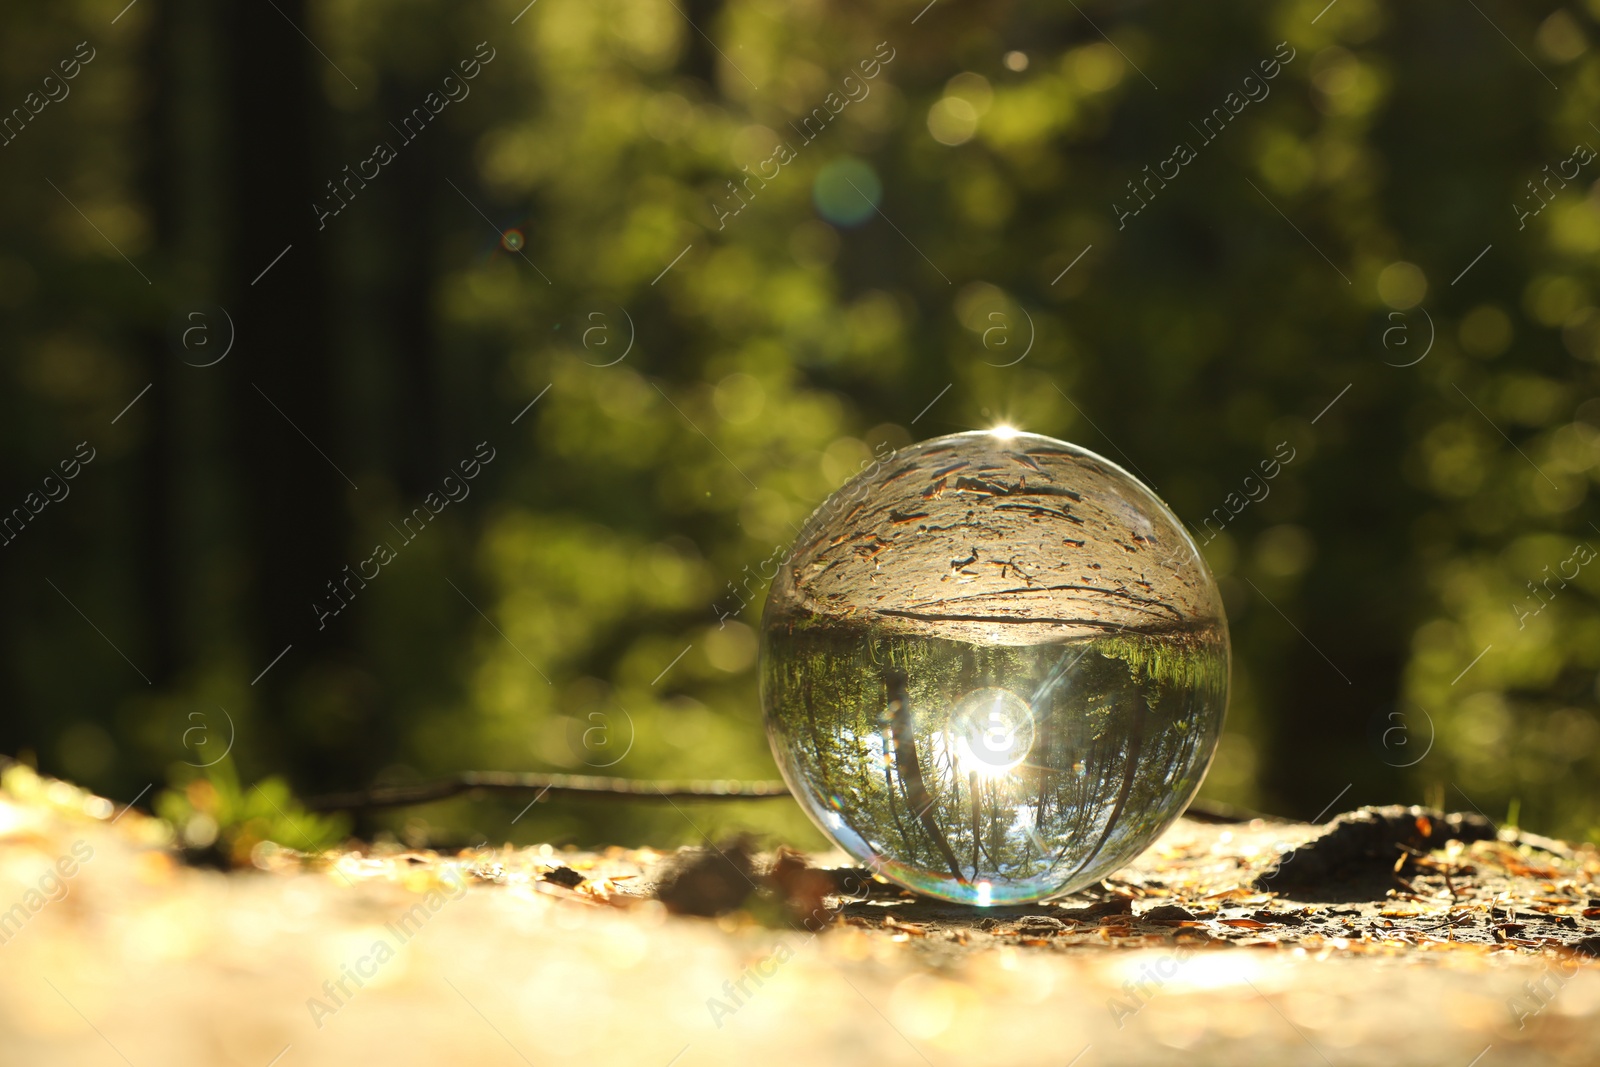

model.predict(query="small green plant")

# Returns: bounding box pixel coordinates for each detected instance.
[157,758,348,866]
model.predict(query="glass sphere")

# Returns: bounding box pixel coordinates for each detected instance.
[760,429,1228,905]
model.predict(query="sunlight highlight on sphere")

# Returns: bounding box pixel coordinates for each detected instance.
[952,688,1035,776]
[760,430,1229,905]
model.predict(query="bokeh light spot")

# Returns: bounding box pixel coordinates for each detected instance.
[1377,261,1427,309]
[812,158,881,227]
[927,97,978,146]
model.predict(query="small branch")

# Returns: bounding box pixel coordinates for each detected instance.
[304,771,794,812]
[307,769,1264,825]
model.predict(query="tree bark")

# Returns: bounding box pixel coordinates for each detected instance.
[222,0,350,787]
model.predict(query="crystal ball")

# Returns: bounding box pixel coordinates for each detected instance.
[760,429,1228,905]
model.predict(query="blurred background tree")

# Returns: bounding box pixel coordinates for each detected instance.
[4,0,1600,850]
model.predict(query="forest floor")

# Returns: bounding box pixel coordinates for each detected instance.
[2,765,1599,1066]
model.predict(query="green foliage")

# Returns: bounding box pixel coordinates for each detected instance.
[1100,630,1231,695]
[155,759,349,864]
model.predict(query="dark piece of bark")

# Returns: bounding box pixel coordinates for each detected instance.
[1253,909,1306,926]
[1256,805,1495,899]
[654,840,759,917]
[541,867,585,888]
[1057,897,1135,922]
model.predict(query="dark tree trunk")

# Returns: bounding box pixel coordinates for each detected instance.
[381,79,442,499]
[222,0,351,787]
[681,0,723,88]
[135,0,180,688]
[1259,545,1415,818]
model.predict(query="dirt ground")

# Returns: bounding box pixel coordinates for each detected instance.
[3,765,1599,1067]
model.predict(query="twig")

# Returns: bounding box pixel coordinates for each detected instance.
[304,771,793,812]
[306,771,1268,821]
[0,751,1316,824]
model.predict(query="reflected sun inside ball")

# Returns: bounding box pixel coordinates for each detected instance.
[950,687,1036,778]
